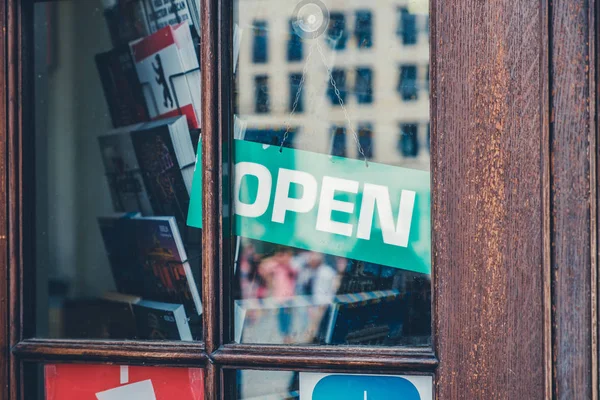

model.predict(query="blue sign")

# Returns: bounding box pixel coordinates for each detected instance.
[300,373,431,400]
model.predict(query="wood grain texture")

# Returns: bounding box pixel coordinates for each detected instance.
[201,0,221,356]
[12,339,209,366]
[7,0,26,398]
[213,344,437,373]
[551,0,597,398]
[432,0,546,398]
[0,0,8,397]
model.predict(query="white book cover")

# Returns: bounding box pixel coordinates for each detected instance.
[96,380,156,400]
[130,23,201,129]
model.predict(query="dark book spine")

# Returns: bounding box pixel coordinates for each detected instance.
[132,130,190,233]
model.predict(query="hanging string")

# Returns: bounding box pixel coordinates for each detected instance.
[315,40,368,167]
[280,39,317,152]
[278,32,369,167]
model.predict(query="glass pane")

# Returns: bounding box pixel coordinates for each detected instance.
[40,364,204,399]
[229,0,431,345]
[233,369,432,399]
[34,0,203,340]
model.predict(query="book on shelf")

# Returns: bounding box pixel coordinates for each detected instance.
[98,214,202,318]
[63,294,141,339]
[130,22,201,129]
[95,46,150,128]
[132,299,193,341]
[98,124,154,215]
[131,216,202,316]
[132,116,195,232]
[102,0,153,47]
[98,212,143,296]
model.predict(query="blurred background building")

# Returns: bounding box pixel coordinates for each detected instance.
[236,0,430,170]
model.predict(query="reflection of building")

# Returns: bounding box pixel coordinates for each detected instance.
[236,0,430,170]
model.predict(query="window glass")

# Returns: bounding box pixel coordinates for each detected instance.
[33,0,203,340]
[228,0,431,346]
[233,369,432,400]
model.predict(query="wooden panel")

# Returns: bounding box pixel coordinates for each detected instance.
[432,0,547,398]
[12,339,209,366]
[551,0,597,398]
[201,0,221,355]
[0,0,8,397]
[213,344,437,373]
[7,0,26,398]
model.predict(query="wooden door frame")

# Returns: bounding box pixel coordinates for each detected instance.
[0,0,598,398]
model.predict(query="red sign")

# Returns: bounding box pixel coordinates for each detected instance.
[45,364,204,400]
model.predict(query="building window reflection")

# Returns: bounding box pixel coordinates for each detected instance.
[327,12,347,50]
[330,126,347,157]
[358,123,374,159]
[328,69,347,105]
[399,123,419,157]
[289,73,304,113]
[354,10,373,49]
[355,67,373,104]
[287,19,303,62]
[252,20,268,63]
[397,7,417,45]
[398,65,418,101]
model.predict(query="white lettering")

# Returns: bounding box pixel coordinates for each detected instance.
[271,169,318,223]
[234,162,271,218]
[356,185,416,247]
[315,176,359,237]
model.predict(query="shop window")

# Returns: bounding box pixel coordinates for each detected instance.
[254,75,270,113]
[355,10,373,49]
[355,67,373,104]
[398,65,419,101]
[399,123,419,157]
[252,20,268,63]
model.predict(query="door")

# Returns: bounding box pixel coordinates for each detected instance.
[0,0,597,399]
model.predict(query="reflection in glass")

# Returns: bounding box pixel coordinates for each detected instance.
[234,0,430,346]
[234,369,433,400]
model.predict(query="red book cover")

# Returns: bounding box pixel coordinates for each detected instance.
[45,364,204,400]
